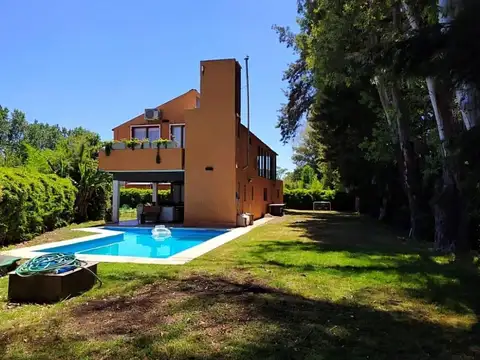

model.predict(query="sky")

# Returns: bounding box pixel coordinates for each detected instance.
[0,0,299,170]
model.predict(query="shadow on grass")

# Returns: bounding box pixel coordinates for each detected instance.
[257,211,480,339]
[0,275,478,360]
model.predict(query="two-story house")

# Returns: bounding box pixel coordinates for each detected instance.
[99,58,283,227]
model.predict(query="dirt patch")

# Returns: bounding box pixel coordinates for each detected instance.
[68,275,273,339]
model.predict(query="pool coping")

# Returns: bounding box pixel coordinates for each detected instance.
[1,217,274,265]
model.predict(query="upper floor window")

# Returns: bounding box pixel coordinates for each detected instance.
[257,147,276,180]
[132,126,160,142]
[196,97,200,108]
[171,124,185,148]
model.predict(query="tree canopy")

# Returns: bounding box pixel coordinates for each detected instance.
[276,0,480,253]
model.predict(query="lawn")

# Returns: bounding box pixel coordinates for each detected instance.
[0,211,478,359]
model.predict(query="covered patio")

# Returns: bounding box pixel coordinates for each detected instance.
[111,171,184,224]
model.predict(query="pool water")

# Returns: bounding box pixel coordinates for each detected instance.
[38,227,228,259]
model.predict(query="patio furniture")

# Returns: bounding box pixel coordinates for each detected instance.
[313,201,332,211]
[136,204,144,224]
[140,205,162,224]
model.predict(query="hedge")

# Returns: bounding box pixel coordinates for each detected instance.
[120,188,170,208]
[284,188,355,211]
[0,167,77,246]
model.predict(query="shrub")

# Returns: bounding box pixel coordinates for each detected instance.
[284,188,355,211]
[0,167,77,245]
[120,188,170,208]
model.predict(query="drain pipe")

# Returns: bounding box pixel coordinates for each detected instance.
[243,55,250,170]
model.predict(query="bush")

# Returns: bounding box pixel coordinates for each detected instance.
[284,188,355,211]
[0,167,77,245]
[120,188,170,208]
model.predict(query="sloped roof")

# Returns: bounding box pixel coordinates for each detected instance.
[112,89,199,130]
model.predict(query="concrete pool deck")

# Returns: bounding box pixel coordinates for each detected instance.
[2,217,274,265]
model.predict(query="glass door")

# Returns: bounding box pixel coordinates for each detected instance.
[171,125,185,148]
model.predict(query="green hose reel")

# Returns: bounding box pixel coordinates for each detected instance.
[15,253,102,286]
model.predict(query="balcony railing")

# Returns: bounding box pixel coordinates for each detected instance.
[98,147,185,172]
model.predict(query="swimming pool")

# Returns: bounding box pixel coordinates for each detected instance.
[37,227,228,259]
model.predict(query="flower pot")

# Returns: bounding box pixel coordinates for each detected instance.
[112,142,126,150]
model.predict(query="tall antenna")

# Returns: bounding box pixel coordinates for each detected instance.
[245,55,250,168]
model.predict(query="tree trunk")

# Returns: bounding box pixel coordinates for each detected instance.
[439,0,479,130]
[374,74,423,239]
[390,83,423,240]
[403,1,470,253]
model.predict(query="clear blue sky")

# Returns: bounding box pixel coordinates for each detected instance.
[1,0,298,170]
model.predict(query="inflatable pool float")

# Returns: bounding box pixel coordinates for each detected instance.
[151,225,172,239]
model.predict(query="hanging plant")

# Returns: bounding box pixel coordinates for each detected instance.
[103,141,113,156]
[140,139,150,149]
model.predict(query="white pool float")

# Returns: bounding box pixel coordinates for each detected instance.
[151,225,171,239]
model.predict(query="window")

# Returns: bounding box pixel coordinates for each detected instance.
[266,153,270,180]
[171,124,185,148]
[148,127,160,142]
[132,126,160,141]
[263,150,267,178]
[272,155,276,180]
[263,188,268,201]
[260,148,264,177]
[196,97,200,108]
[257,146,261,175]
[243,185,246,201]
[132,127,146,139]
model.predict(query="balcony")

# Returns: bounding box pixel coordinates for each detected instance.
[98,147,185,172]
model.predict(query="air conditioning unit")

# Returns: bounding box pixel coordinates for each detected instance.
[144,108,162,121]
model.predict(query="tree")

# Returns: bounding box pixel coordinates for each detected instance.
[274,0,480,248]
[276,166,288,180]
[291,126,321,174]
[23,120,67,150]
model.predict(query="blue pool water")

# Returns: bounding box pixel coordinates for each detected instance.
[37,227,228,259]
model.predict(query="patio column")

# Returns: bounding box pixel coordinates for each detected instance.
[112,180,120,223]
[152,182,158,204]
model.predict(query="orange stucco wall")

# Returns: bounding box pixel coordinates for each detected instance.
[99,148,184,171]
[183,59,238,227]
[113,89,198,141]
[100,58,283,227]
[236,125,283,220]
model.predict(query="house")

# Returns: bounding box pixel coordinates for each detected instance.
[98,58,283,227]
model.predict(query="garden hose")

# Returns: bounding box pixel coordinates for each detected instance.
[15,253,102,287]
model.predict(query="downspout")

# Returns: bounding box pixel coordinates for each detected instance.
[243,55,250,170]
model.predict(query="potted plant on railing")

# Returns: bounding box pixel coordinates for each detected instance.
[140,139,150,149]
[103,141,114,156]
[112,139,126,150]
[152,138,171,149]
[126,138,140,150]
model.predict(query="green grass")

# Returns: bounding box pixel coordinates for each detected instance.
[0,210,479,359]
